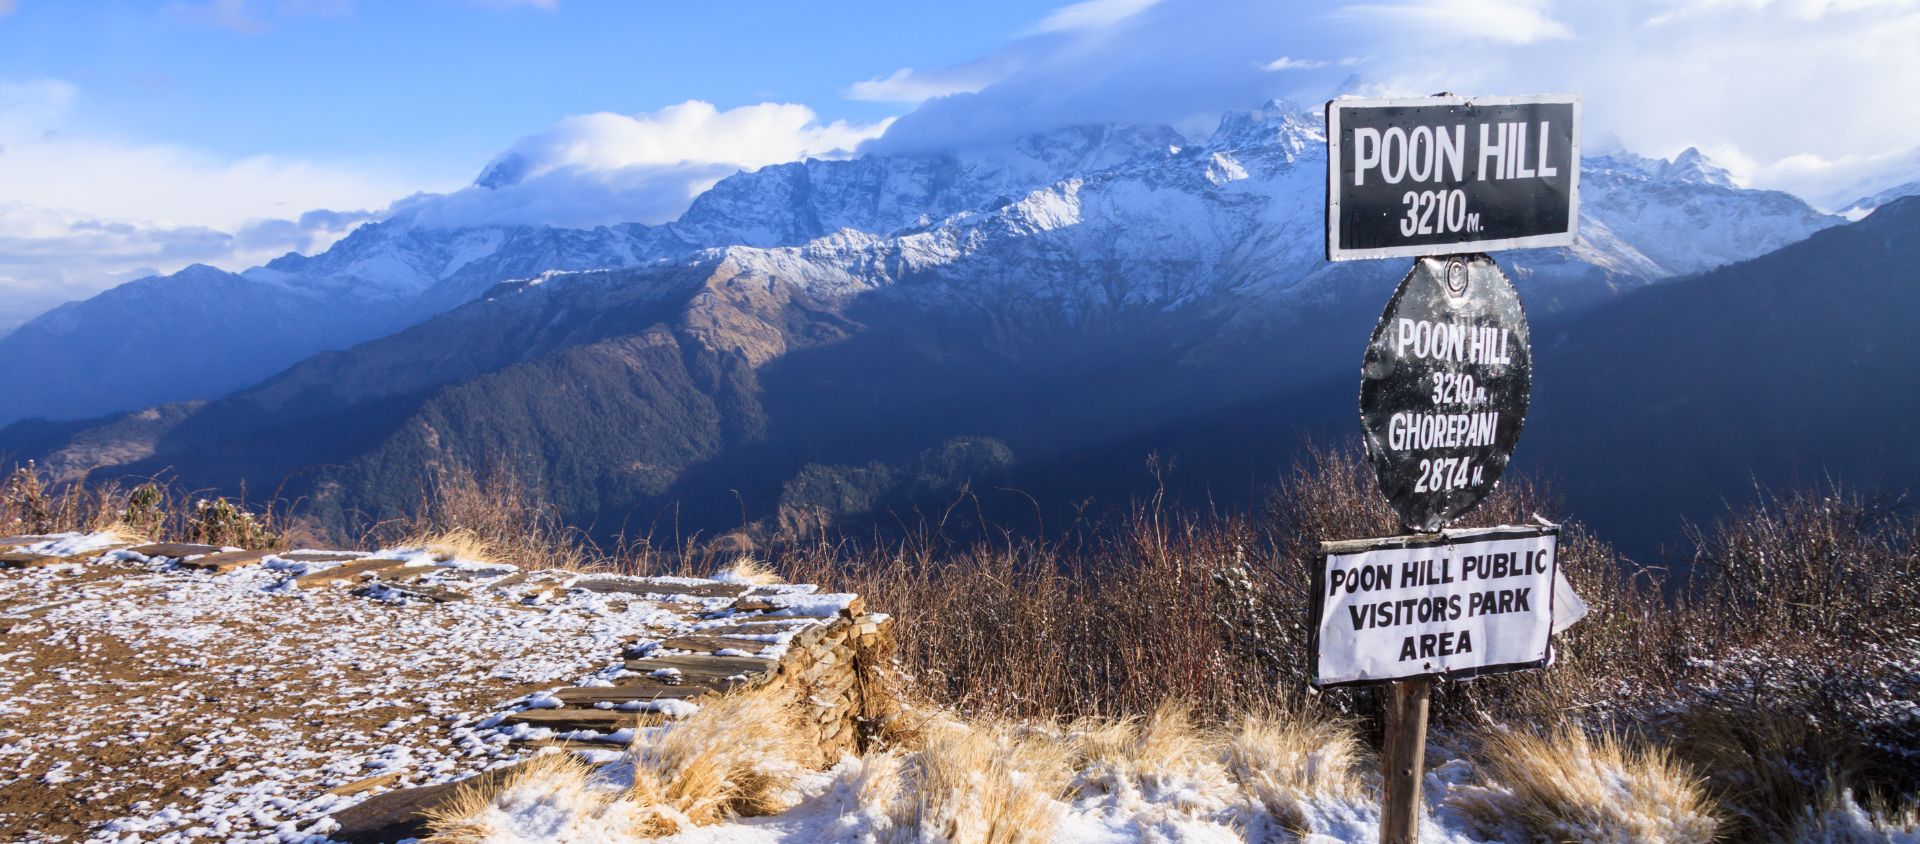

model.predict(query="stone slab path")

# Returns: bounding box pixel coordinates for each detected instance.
[0,533,874,843]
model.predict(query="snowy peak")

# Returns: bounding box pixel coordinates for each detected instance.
[1666,147,1735,188]
[1205,100,1324,157]
[669,122,1183,250]
[1586,147,1736,189]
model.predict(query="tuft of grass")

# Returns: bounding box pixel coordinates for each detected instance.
[424,752,638,843]
[1666,700,1900,841]
[885,719,1075,844]
[399,527,514,566]
[1446,726,1720,844]
[1789,787,1920,843]
[623,687,817,836]
[1068,701,1224,794]
[711,555,782,586]
[1223,706,1368,836]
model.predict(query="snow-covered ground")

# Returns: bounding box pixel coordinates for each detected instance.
[0,535,736,842]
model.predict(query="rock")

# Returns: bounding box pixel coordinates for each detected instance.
[0,535,55,550]
[323,770,407,797]
[327,764,520,844]
[177,549,270,573]
[661,635,778,655]
[701,620,821,636]
[551,682,716,706]
[626,653,780,679]
[290,558,411,588]
[277,551,365,563]
[500,708,655,732]
[127,542,222,559]
[573,578,749,599]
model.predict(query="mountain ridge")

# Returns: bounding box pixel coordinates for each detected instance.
[0,102,1841,426]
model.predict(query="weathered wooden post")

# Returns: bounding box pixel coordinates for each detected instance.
[1379,677,1431,844]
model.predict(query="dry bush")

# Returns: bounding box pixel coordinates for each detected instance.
[1446,726,1720,844]
[1687,486,1920,651]
[371,464,602,572]
[185,496,281,549]
[424,752,639,843]
[1667,694,1920,843]
[1224,705,1368,835]
[885,719,1075,844]
[623,687,817,836]
[0,463,287,549]
[773,500,1285,719]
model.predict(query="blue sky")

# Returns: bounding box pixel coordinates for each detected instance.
[0,1,1042,188]
[3,0,1919,330]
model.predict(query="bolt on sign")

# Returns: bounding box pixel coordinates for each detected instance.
[1311,525,1564,687]
[1360,255,1531,532]
[1326,94,1579,262]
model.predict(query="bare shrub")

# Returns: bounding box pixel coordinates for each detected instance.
[185,496,280,549]
[373,464,601,572]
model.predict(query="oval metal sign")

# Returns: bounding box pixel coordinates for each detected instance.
[1359,254,1531,531]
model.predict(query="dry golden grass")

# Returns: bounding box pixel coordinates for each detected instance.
[423,752,638,843]
[1666,701,1883,840]
[1223,706,1367,836]
[623,687,817,836]
[1789,787,1920,843]
[713,555,783,585]
[1447,726,1720,844]
[398,527,514,566]
[1068,701,1225,792]
[885,719,1075,844]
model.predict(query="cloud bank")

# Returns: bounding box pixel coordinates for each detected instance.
[0,78,406,330]
[395,101,892,229]
[0,91,886,329]
[867,0,1920,207]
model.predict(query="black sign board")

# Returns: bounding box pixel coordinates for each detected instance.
[1327,95,1579,261]
[1359,255,1531,531]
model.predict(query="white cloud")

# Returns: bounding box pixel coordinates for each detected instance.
[0,77,421,329]
[0,203,376,331]
[395,100,894,229]
[869,0,1920,206]
[847,67,1002,104]
[0,1,18,15]
[0,86,893,328]
[1261,56,1362,71]
[1330,0,1574,43]
[1027,0,1163,34]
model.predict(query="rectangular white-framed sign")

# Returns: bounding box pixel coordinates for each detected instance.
[1311,524,1559,687]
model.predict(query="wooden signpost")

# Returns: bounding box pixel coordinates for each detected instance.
[1319,93,1584,844]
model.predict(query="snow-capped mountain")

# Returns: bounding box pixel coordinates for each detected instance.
[1841,178,1920,220]
[0,102,1839,428]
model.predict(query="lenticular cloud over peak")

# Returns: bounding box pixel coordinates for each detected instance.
[393,101,893,230]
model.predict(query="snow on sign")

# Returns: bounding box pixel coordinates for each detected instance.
[1312,525,1559,687]
[1360,255,1530,532]
[1326,94,1579,261]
